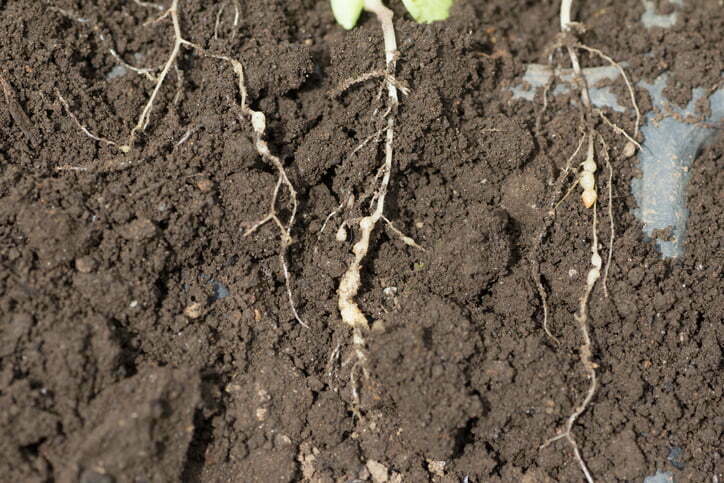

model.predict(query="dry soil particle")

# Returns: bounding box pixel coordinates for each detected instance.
[0,0,722,482]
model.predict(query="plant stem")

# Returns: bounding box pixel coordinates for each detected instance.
[338,0,400,375]
[560,0,573,31]
[364,0,398,105]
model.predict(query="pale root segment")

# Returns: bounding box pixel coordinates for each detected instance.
[53,0,306,327]
[540,1,599,476]
[225,59,308,329]
[337,0,401,402]
[52,0,191,154]
[537,1,643,481]
[579,135,598,208]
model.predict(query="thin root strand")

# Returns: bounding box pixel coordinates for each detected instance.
[56,90,123,152]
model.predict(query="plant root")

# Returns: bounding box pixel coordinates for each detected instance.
[535,1,645,481]
[331,69,410,99]
[336,0,413,412]
[55,158,140,174]
[133,0,163,11]
[381,216,425,251]
[573,42,641,139]
[540,205,601,483]
[213,0,240,42]
[53,0,307,327]
[56,90,122,152]
[534,273,558,345]
[531,127,589,346]
[223,57,308,329]
[54,0,198,152]
[597,135,615,298]
[534,74,555,136]
[598,110,642,155]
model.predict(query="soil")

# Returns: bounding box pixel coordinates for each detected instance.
[1,0,721,482]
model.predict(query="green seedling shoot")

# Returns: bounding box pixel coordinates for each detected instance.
[331,0,452,29]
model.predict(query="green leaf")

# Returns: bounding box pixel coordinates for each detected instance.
[401,0,453,23]
[331,0,365,29]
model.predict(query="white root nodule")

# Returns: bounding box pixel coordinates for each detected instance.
[580,135,598,209]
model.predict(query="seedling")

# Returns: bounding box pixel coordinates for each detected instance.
[532,1,643,481]
[329,0,448,410]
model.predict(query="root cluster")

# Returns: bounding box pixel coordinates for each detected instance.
[335,0,400,410]
[54,0,306,326]
[533,1,643,481]
[49,1,647,476]
[332,0,425,412]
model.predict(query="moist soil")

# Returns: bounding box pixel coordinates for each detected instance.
[1,1,721,481]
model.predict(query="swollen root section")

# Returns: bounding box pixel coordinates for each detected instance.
[338,217,375,336]
[335,0,401,409]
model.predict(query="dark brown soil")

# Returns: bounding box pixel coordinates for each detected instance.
[1,1,721,481]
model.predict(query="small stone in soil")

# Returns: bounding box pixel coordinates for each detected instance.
[120,218,157,240]
[75,256,97,273]
[183,302,203,319]
[667,447,685,470]
[366,460,389,482]
[80,470,114,483]
[196,178,214,192]
[210,281,230,301]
